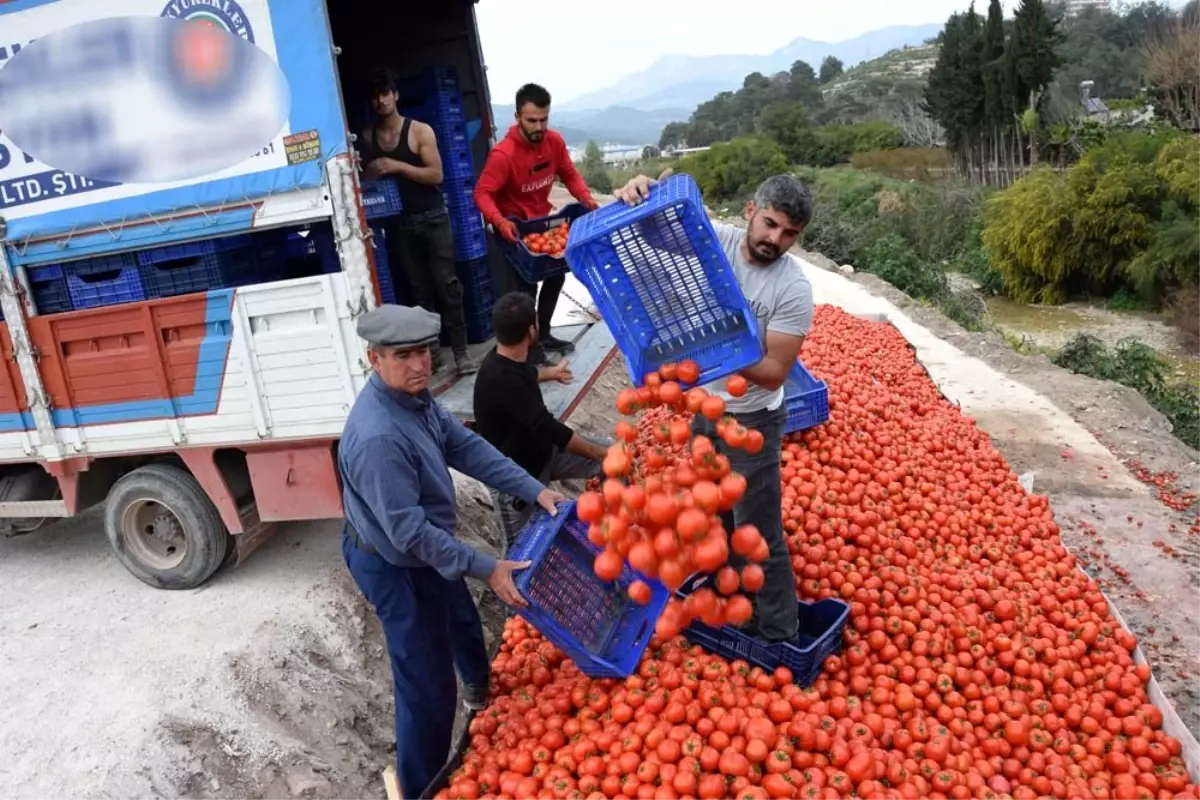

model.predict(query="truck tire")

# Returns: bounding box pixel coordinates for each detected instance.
[104,464,233,590]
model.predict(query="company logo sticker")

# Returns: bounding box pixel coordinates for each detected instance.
[160,0,255,44]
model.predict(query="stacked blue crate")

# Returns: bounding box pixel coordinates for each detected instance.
[136,234,287,299]
[27,252,147,313]
[399,66,487,263]
[457,257,495,344]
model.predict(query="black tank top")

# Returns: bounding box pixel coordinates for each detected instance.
[366,117,445,215]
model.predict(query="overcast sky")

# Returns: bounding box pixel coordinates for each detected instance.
[475,0,1014,104]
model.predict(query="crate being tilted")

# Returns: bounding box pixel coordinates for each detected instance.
[564,174,763,387]
[507,501,670,679]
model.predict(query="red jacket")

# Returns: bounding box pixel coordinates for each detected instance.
[474,125,595,227]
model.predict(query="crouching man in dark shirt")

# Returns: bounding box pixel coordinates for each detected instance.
[473,291,610,548]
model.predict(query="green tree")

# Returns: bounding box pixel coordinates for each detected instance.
[580,141,613,194]
[659,121,689,150]
[1007,0,1064,162]
[787,60,824,111]
[818,56,845,84]
[757,102,817,163]
[923,6,986,172]
[982,0,1009,173]
[675,136,788,200]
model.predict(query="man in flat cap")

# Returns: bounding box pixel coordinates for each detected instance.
[339,304,563,798]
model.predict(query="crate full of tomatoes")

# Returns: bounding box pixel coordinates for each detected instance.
[500,203,589,284]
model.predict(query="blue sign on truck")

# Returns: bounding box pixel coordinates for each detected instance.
[0,0,346,264]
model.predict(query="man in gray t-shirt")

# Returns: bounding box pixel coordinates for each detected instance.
[614,171,815,645]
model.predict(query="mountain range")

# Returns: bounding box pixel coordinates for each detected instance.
[507,23,942,146]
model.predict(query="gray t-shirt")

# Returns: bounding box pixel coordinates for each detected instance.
[704,221,813,414]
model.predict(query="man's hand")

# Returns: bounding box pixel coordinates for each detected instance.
[582,196,601,211]
[547,359,574,384]
[614,168,674,206]
[363,158,407,180]
[496,219,519,243]
[488,559,532,607]
[537,489,566,515]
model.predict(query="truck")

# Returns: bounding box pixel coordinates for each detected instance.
[0,0,616,590]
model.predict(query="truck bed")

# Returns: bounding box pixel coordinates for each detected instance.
[0,272,614,465]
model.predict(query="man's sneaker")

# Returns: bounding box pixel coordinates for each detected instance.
[431,347,447,374]
[462,684,489,711]
[454,350,479,376]
[539,335,575,354]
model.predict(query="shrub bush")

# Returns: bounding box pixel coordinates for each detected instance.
[674,136,789,201]
[1053,334,1199,449]
[858,233,948,300]
[982,130,1199,306]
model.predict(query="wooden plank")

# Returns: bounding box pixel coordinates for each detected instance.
[544,323,616,419]
[435,322,616,423]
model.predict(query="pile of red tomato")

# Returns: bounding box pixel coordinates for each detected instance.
[435,306,1198,800]
[579,360,769,638]
[523,222,570,257]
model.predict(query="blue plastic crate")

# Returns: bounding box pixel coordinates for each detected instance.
[65,257,147,310]
[136,235,250,267]
[500,203,588,284]
[26,264,73,314]
[368,226,399,305]
[565,174,764,388]
[244,234,290,285]
[457,257,494,343]
[446,204,487,261]
[398,65,461,103]
[399,100,467,139]
[360,179,403,220]
[784,360,830,434]
[137,235,261,298]
[508,502,670,678]
[442,144,475,180]
[677,574,850,686]
[464,304,493,344]
[443,173,476,205]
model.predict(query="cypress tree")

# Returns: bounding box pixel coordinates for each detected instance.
[1008,0,1065,163]
[983,0,1008,181]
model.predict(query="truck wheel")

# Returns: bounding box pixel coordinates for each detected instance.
[104,464,233,590]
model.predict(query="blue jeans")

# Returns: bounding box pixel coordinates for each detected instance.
[692,404,797,641]
[341,534,489,797]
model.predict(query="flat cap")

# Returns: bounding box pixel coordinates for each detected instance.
[357,304,441,349]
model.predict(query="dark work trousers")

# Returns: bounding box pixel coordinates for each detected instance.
[492,231,564,336]
[691,404,797,641]
[387,211,468,351]
[489,435,612,551]
[341,533,489,797]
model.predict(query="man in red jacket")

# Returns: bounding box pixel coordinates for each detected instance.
[474,83,599,363]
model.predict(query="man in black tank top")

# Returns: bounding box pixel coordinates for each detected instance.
[361,68,477,376]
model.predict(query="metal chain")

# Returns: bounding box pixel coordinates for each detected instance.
[559,285,602,323]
